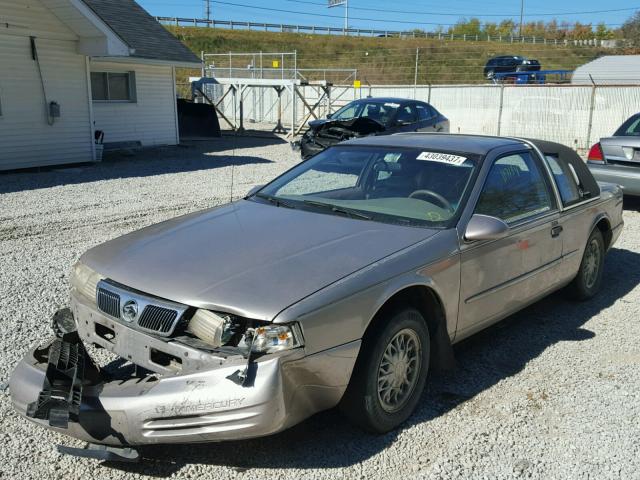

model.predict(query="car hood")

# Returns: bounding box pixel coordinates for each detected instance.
[308,118,331,129]
[81,200,439,321]
[308,117,386,134]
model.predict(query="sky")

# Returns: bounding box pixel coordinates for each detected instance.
[137,0,638,31]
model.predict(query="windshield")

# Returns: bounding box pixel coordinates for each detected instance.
[255,146,481,228]
[331,101,401,126]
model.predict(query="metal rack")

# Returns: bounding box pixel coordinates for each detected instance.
[190,76,333,139]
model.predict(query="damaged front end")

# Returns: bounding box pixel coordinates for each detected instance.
[10,269,359,450]
[299,117,385,159]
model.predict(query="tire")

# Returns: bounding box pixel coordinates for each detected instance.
[566,228,605,301]
[339,308,430,433]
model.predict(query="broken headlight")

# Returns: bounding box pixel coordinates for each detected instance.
[70,262,104,300]
[245,323,304,354]
[187,309,239,347]
[186,308,304,355]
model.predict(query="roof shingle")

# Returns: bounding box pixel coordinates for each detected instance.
[82,0,201,65]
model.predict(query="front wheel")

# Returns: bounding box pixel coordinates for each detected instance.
[339,308,430,433]
[566,228,605,301]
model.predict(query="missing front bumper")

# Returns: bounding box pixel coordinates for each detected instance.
[10,309,360,446]
[25,309,101,428]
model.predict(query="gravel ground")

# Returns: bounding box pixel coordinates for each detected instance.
[1,135,639,479]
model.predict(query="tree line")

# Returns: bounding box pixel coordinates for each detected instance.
[424,11,640,44]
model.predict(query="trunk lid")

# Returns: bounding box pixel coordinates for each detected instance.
[601,136,640,166]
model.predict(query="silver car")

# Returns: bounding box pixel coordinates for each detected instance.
[10,134,623,460]
[588,113,640,196]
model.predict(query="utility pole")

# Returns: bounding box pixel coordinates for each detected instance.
[413,48,419,99]
[205,0,211,25]
[345,0,348,33]
[519,0,524,37]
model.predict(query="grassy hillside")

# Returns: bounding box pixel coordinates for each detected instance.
[170,26,608,87]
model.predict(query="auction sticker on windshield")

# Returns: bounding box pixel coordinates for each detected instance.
[416,151,467,166]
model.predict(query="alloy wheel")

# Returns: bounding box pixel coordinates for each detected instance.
[583,238,601,289]
[377,328,422,413]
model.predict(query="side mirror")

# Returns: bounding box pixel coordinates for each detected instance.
[464,214,509,242]
[326,113,333,119]
[246,184,264,197]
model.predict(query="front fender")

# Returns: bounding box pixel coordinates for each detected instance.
[274,229,461,355]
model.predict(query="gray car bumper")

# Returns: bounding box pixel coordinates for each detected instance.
[10,315,360,446]
[588,162,640,196]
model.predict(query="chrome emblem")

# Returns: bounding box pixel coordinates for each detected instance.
[122,300,139,322]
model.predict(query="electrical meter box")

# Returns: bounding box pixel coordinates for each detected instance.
[49,101,61,118]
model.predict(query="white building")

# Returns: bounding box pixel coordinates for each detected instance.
[572,55,640,85]
[0,0,201,171]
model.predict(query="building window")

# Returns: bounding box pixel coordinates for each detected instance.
[91,72,136,102]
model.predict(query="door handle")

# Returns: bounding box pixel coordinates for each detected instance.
[551,225,563,238]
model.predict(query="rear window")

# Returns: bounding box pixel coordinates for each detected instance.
[615,115,640,136]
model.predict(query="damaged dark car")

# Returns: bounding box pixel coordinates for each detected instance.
[298,97,449,159]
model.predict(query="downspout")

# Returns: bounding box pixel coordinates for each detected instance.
[85,57,96,161]
[171,66,180,145]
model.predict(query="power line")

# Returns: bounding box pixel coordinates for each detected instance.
[202,1,627,26]
[150,0,627,26]
[283,0,640,18]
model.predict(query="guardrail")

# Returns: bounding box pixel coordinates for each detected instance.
[157,16,611,47]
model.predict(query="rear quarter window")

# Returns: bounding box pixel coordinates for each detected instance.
[544,155,581,206]
[542,151,600,207]
[528,139,600,204]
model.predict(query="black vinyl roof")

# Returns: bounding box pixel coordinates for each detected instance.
[82,0,201,65]
[526,138,600,198]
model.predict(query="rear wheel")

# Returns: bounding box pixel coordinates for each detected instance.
[339,308,430,433]
[566,228,605,300]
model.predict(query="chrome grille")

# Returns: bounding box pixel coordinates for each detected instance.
[95,280,187,337]
[97,287,120,318]
[137,305,178,334]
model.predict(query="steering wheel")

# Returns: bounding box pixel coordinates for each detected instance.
[408,189,454,213]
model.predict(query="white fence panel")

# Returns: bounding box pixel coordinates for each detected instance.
[589,86,640,145]
[500,86,592,148]
[428,85,502,136]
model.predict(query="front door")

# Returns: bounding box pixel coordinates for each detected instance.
[457,150,563,338]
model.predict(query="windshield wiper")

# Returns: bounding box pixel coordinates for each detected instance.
[254,193,296,209]
[302,200,373,221]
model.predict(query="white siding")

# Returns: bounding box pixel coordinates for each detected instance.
[0,0,78,40]
[91,61,179,147]
[0,0,93,171]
